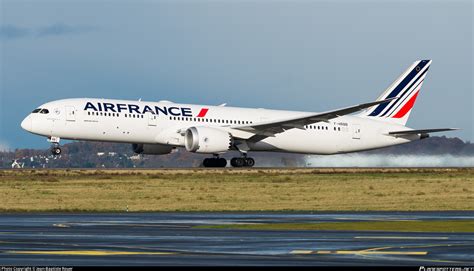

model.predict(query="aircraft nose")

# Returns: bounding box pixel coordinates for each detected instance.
[21,115,32,132]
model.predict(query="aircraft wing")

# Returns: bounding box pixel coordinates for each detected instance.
[388,128,459,136]
[232,98,396,143]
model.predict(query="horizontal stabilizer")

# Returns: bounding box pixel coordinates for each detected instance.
[388,128,458,136]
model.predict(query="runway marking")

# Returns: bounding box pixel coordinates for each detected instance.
[290,250,313,254]
[6,250,175,256]
[354,236,449,240]
[291,250,427,255]
[291,246,428,256]
[64,222,190,228]
[52,224,70,228]
[334,250,427,255]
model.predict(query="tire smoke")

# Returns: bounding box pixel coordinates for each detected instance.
[305,154,474,167]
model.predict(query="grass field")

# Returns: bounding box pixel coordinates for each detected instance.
[0,168,472,212]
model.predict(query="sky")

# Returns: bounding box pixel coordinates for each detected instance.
[0,0,472,150]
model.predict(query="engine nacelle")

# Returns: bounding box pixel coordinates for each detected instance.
[185,127,233,153]
[132,143,174,155]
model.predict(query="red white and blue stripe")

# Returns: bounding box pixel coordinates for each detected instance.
[367,60,431,119]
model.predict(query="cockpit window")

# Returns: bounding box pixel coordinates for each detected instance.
[39,109,49,114]
[32,109,41,113]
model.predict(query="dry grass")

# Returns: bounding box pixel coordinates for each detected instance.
[0,168,472,212]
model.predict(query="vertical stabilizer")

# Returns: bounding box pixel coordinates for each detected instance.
[360,60,432,126]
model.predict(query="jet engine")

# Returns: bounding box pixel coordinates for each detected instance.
[132,143,174,155]
[185,127,233,153]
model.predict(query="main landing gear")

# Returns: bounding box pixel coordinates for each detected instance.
[202,155,227,168]
[202,154,255,168]
[230,156,255,168]
[48,136,61,156]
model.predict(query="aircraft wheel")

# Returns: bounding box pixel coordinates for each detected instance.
[244,157,255,167]
[203,158,227,168]
[51,147,62,156]
[217,158,227,167]
[231,157,245,167]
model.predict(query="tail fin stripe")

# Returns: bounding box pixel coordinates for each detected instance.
[368,60,430,117]
[392,90,420,118]
[379,68,428,117]
[384,78,424,118]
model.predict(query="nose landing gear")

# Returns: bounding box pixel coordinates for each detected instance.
[48,136,62,156]
[51,146,62,155]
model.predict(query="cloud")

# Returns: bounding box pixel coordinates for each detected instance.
[36,23,96,37]
[305,154,474,167]
[0,23,96,40]
[0,25,30,40]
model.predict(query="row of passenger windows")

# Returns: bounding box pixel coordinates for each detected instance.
[87,112,144,119]
[87,111,145,119]
[86,111,252,124]
[304,125,342,131]
[169,116,253,125]
[85,110,344,131]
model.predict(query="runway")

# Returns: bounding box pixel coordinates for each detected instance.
[0,212,472,266]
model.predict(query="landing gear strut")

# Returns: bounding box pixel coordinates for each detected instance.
[202,154,227,168]
[48,136,61,156]
[230,153,255,168]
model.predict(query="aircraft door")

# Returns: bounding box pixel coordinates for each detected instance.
[148,113,157,126]
[352,124,361,139]
[66,106,76,122]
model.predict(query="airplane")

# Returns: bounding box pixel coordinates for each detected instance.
[21,60,457,167]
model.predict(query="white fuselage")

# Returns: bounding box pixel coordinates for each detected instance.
[21,98,419,155]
